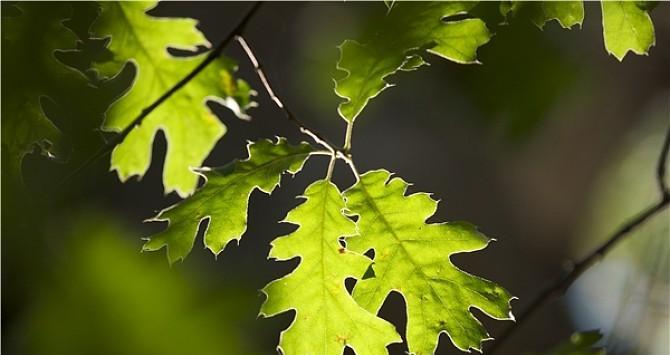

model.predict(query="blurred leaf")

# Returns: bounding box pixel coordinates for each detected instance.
[344,170,514,353]
[335,2,490,122]
[451,15,580,138]
[22,213,259,355]
[260,180,401,355]
[601,1,655,61]
[528,330,605,355]
[92,1,255,197]
[144,138,314,264]
[1,2,80,183]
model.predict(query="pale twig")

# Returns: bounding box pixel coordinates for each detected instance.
[235,35,339,153]
[235,35,361,180]
[326,153,337,181]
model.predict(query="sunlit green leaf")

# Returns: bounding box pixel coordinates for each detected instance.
[144,138,314,264]
[92,1,255,197]
[344,170,514,354]
[335,2,490,122]
[528,330,605,355]
[601,1,655,61]
[261,180,401,355]
[500,1,584,29]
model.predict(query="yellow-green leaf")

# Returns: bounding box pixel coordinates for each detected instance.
[344,170,514,354]
[144,139,313,264]
[261,180,401,355]
[93,2,255,197]
[501,1,584,29]
[335,2,490,122]
[602,1,655,61]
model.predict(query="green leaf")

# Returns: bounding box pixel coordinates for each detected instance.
[1,3,79,183]
[601,1,655,61]
[92,2,255,197]
[335,2,490,122]
[501,2,584,29]
[528,330,605,355]
[261,180,401,355]
[532,1,584,29]
[143,138,314,264]
[344,170,514,354]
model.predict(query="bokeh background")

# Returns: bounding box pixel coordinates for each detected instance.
[3,2,669,354]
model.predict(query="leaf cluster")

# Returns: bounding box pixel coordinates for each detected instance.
[3,1,663,354]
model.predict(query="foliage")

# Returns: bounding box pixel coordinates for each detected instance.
[500,1,584,29]
[501,1,656,61]
[2,1,665,354]
[91,1,255,197]
[601,1,655,61]
[345,170,514,353]
[143,138,314,263]
[335,1,657,123]
[261,180,401,355]
[1,2,85,183]
[335,2,489,122]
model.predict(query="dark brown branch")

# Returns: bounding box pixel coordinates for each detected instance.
[61,2,263,184]
[487,124,670,354]
[234,35,343,155]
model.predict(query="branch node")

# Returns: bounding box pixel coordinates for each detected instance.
[236,35,361,181]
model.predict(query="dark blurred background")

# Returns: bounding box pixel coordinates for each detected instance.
[2,2,669,354]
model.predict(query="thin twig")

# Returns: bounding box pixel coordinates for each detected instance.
[487,124,670,354]
[337,151,361,181]
[235,35,342,155]
[60,2,263,184]
[326,153,337,181]
[656,123,670,197]
[235,35,361,181]
[343,120,354,153]
[235,36,360,181]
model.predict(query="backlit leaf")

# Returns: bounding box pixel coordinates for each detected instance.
[500,1,584,29]
[261,180,401,355]
[601,1,655,61]
[335,2,490,122]
[344,170,514,354]
[92,1,255,197]
[143,138,313,264]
